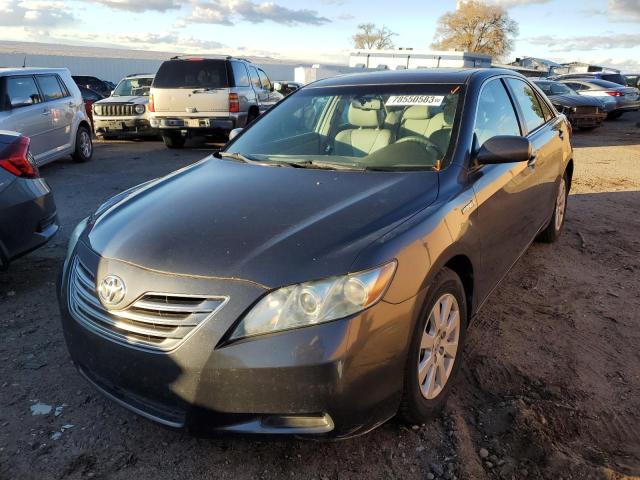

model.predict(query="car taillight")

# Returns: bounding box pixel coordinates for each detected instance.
[148,94,155,112]
[606,91,623,97]
[229,93,239,113]
[0,136,38,178]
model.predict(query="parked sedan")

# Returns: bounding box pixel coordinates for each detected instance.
[559,78,640,119]
[72,76,113,98]
[59,69,572,438]
[78,86,104,128]
[533,79,607,130]
[0,131,58,269]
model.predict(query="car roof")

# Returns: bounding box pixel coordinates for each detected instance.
[123,74,154,79]
[308,68,521,88]
[0,67,70,76]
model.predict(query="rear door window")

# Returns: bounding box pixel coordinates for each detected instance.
[506,78,547,134]
[36,75,67,101]
[474,79,521,146]
[154,60,229,89]
[257,70,271,90]
[6,75,43,108]
[230,62,250,87]
[248,67,262,90]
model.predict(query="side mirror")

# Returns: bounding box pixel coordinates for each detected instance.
[475,136,532,165]
[10,96,34,108]
[110,90,114,96]
[228,128,243,141]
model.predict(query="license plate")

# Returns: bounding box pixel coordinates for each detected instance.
[188,119,202,127]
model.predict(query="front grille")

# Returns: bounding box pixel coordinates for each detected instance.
[68,257,227,352]
[575,106,599,114]
[100,103,135,116]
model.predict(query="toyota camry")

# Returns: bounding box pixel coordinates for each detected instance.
[58,69,573,438]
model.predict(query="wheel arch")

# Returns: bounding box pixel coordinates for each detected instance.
[565,158,574,191]
[442,254,474,322]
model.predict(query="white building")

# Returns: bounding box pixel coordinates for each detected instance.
[348,49,492,70]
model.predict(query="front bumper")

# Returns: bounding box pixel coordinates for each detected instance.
[58,243,419,437]
[566,112,607,128]
[94,117,156,137]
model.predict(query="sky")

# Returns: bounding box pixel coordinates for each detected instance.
[0,0,639,70]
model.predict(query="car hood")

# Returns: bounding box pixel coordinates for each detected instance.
[547,94,603,107]
[87,157,439,288]
[96,96,148,105]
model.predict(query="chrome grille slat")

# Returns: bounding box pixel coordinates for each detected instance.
[101,103,135,117]
[67,257,226,351]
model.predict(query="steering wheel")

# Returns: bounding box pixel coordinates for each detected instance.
[396,136,442,157]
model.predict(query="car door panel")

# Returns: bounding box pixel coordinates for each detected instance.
[469,78,541,302]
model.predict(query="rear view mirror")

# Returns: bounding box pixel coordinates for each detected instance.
[10,96,34,108]
[476,136,532,165]
[228,128,243,141]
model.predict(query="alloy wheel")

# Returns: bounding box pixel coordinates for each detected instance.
[418,293,461,400]
[555,177,567,231]
[80,130,92,158]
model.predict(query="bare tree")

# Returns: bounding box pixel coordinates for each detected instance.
[431,1,518,60]
[352,23,397,50]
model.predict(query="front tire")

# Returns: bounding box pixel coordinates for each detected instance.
[399,267,467,424]
[71,125,93,163]
[162,134,185,149]
[537,172,568,243]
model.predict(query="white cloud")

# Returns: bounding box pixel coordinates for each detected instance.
[185,0,331,26]
[528,33,640,51]
[0,0,74,26]
[90,0,180,12]
[608,0,640,20]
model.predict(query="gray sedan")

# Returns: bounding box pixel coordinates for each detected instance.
[558,78,640,118]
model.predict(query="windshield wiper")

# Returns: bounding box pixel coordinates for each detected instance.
[286,160,365,171]
[215,151,293,168]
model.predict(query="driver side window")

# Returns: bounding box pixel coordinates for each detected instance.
[474,79,521,146]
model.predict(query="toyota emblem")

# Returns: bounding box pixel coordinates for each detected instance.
[98,275,126,307]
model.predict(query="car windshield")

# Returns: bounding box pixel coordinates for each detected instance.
[113,78,153,96]
[535,81,574,95]
[225,84,463,171]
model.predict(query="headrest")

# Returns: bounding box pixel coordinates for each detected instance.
[402,105,437,120]
[348,99,383,128]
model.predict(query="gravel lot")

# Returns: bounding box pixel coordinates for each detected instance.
[1,114,639,480]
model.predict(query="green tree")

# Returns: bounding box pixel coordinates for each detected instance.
[431,1,519,60]
[352,23,397,50]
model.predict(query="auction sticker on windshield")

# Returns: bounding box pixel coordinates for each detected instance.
[386,95,445,107]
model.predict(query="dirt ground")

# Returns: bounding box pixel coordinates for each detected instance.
[0,113,638,480]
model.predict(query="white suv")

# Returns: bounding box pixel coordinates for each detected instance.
[0,67,93,165]
[149,56,282,148]
[92,74,156,139]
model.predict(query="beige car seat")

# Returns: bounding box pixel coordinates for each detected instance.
[334,100,392,157]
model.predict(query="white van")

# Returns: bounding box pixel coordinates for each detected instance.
[0,67,93,165]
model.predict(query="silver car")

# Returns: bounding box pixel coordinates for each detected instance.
[149,56,283,148]
[559,78,640,119]
[0,67,93,165]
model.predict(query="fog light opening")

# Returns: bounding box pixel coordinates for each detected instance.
[261,413,334,433]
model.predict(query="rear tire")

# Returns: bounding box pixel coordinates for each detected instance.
[398,267,467,424]
[71,125,93,163]
[537,172,568,243]
[162,134,185,149]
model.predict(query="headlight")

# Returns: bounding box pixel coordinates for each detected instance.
[93,104,102,115]
[134,104,145,115]
[230,261,397,340]
[63,217,89,271]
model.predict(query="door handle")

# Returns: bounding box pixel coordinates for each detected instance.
[41,109,51,116]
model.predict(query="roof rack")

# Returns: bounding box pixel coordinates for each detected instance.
[168,55,251,63]
[125,73,153,77]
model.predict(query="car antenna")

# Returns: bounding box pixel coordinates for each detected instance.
[22,56,27,68]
